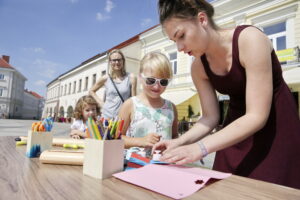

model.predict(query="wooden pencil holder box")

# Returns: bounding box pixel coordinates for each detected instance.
[26,130,53,158]
[83,139,124,179]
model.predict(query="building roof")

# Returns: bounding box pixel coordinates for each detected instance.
[47,24,160,87]
[0,57,14,69]
[25,89,44,99]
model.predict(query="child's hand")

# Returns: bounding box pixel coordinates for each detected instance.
[71,134,81,139]
[70,129,85,139]
[141,133,161,148]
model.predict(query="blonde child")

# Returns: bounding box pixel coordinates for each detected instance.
[118,52,178,149]
[70,95,101,139]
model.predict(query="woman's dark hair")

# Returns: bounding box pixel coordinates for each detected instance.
[158,0,218,29]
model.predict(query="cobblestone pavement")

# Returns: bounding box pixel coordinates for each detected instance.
[0,119,215,169]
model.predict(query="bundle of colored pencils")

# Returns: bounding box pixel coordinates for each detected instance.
[86,117,124,140]
[31,117,53,132]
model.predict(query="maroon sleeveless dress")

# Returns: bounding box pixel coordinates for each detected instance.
[201,25,300,189]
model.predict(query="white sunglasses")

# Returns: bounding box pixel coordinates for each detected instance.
[141,74,170,87]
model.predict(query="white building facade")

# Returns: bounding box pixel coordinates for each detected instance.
[44,0,300,120]
[43,36,142,120]
[23,90,44,120]
[0,55,27,119]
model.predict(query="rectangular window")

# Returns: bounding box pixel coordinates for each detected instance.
[85,77,89,91]
[68,83,71,94]
[78,79,82,92]
[0,74,4,80]
[0,88,3,96]
[73,81,76,93]
[263,22,286,51]
[101,70,106,76]
[64,84,67,95]
[61,86,63,96]
[169,52,177,75]
[93,74,97,85]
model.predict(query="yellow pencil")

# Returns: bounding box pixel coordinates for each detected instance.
[91,119,102,140]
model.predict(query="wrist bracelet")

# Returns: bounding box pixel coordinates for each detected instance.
[198,141,208,158]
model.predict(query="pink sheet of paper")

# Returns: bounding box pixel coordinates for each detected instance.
[113,164,231,199]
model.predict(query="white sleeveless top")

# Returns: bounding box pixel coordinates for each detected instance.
[102,73,131,119]
[70,120,86,132]
[126,96,174,139]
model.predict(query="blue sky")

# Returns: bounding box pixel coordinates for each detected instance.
[0,0,158,97]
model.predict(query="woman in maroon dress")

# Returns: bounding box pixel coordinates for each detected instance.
[153,0,300,189]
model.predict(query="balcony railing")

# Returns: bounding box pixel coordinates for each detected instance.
[276,47,299,64]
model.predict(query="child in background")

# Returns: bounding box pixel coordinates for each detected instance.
[118,52,178,150]
[70,95,101,139]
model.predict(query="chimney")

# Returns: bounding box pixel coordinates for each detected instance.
[2,55,10,63]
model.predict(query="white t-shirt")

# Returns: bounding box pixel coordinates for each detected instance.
[70,120,86,132]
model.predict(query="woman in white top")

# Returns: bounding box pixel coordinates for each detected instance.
[89,49,137,119]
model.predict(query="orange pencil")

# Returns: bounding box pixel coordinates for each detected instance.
[116,119,124,139]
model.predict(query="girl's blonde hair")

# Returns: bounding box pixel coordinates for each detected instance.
[73,95,101,120]
[108,49,127,78]
[140,52,173,79]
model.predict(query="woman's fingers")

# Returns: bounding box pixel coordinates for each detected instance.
[160,144,202,165]
[151,141,167,154]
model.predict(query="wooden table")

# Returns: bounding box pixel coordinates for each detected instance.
[1,136,300,200]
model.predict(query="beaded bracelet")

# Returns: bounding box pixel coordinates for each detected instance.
[198,141,208,158]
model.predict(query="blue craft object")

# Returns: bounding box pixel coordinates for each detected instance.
[26,144,41,158]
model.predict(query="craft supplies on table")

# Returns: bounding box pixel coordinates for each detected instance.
[83,138,124,179]
[16,136,85,147]
[114,164,232,199]
[40,150,84,165]
[26,117,54,158]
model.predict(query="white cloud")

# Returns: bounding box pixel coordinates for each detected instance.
[35,80,46,86]
[33,59,61,79]
[141,18,153,27]
[69,0,79,3]
[105,0,115,13]
[96,12,110,21]
[23,47,45,54]
[33,47,45,53]
[96,0,114,21]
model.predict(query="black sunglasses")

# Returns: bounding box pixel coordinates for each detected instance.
[141,74,170,87]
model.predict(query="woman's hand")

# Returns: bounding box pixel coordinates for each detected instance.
[140,133,161,148]
[158,143,202,165]
[151,138,181,154]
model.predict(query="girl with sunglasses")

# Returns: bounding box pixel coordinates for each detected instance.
[152,0,300,189]
[118,52,178,150]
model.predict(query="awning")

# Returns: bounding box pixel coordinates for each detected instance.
[283,67,300,84]
[161,90,197,105]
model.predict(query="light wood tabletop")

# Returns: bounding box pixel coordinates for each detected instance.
[1,136,300,200]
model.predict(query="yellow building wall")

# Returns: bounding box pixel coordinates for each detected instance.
[177,52,189,74]
[293,1,300,47]
[176,94,201,121]
[290,84,300,115]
